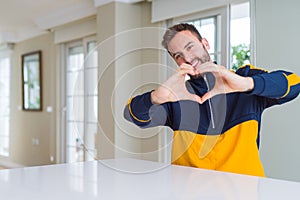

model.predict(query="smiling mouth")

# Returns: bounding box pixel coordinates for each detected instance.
[190,58,200,68]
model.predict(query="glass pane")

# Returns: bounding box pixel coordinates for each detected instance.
[86,42,98,68]
[87,96,98,123]
[66,97,74,121]
[199,18,215,54]
[0,57,9,76]
[0,119,9,136]
[0,136,9,156]
[230,2,250,70]
[0,80,9,97]
[187,17,217,59]
[68,46,84,71]
[67,146,84,163]
[67,147,76,163]
[67,122,84,146]
[86,68,98,95]
[0,57,10,97]
[65,40,98,163]
[85,123,98,150]
[67,96,84,121]
[86,149,97,161]
[67,71,84,96]
[0,98,9,117]
[210,55,216,63]
[85,122,97,161]
[0,56,10,157]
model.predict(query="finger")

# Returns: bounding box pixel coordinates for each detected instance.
[200,91,212,104]
[180,63,193,69]
[195,62,218,74]
[187,93,202,104]
[179,63,195,74]
[176,65,196,76]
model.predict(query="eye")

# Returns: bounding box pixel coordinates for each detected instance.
[187,44,193,51]
[174,53,182,60]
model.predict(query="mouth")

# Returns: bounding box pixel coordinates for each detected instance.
[188,60,202,79]
[190,58,200,69]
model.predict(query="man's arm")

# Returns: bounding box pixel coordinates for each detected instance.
[237,64,300,106]
[195,62,300,104]
[124,91,171,128]
[124,92,153,127]
[150,63,202,104]
[124,63,202,128]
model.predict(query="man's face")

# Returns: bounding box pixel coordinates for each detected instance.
[167,30,211,68]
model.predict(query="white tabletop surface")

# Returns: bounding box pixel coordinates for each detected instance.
[0,158,300,200]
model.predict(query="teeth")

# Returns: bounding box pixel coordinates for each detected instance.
[191,59,199,67]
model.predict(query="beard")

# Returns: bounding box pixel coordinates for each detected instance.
[199,49,211,64]
[189,47,211,79]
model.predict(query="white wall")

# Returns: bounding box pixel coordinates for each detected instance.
[152,0,238,22]
[254,0,300,181]
[96,2,165,161]
[9,33,57,167]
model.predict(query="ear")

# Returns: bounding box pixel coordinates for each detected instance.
[201,38,210,51]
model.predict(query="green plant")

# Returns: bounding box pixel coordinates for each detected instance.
[231,44,250,71]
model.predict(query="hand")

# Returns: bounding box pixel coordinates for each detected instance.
[151,63,202,104]
[195,62,254,103]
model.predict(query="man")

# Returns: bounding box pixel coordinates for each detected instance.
[123,23,300,177]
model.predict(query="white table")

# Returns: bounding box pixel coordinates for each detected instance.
[0,158,300,200]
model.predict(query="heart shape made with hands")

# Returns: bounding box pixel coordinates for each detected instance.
[151,62,253,105]
[192,62,254,103]
[151,62,221,104]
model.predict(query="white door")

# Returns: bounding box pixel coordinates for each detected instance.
[63,37,98,163]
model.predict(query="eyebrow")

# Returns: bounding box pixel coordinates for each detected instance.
[170,41,193,58]
[184,41,193,49]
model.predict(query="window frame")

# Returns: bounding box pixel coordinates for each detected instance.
[60,36,98,163]
[0,49,12,157]
[172,6,229,67]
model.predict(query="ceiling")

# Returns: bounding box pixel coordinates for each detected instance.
[0,0,144,44]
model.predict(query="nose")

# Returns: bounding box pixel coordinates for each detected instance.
[184,51,194,63]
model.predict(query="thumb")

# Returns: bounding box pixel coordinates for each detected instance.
[188,93,202,104]
[200,91,212,104]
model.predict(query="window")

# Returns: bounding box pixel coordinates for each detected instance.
[172,1,250,69]
[230,2,250,70]
[64,38,98,163]
[185,17,220,64]
[173,6,228,67]
[0,54,11,157]
[159,1,250,163]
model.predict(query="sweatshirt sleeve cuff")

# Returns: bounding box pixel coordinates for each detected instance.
[127,91,154,123]
[247,75,265,95]
[142,91,154,108]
